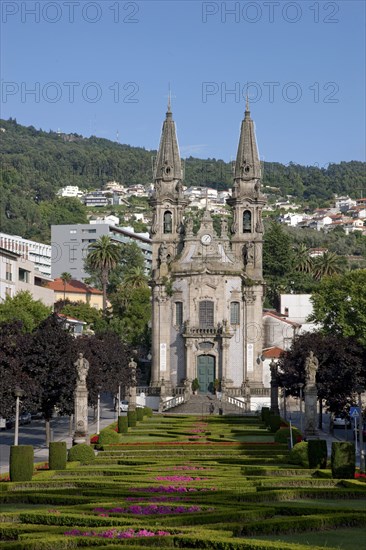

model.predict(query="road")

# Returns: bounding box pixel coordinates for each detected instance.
[0,394,117,474]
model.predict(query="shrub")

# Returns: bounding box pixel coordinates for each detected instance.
[288,441,309,467]
[118,416,128,433]
[98,428,120,445]
[127,410,137,427]
[144,406,153,417]
[136,407,144,421]
[308,439,327,469]
[331,441,355,479]
[10,446,34,482]
[274,427,302,444]
[268,415,282,433]
[261,407,270,425]
[48,441,67,470]
[68,444,95,464]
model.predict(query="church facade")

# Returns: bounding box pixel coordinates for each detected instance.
[149,102,266,394]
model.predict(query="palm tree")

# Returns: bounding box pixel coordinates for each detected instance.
[60,272,72,302]
[86,236,121,313]
[313,252,345,281]
[293,244,313,274]
[122,266,148,289]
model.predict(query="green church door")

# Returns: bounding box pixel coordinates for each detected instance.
[197,355,215,393]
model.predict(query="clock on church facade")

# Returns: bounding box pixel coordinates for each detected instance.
[149,101,266,395]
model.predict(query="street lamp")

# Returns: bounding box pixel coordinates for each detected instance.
[282,385,287,421]
[355,385,365,472]
[298,383,304,435]
[96,385,102,435]
[14,387,24,446]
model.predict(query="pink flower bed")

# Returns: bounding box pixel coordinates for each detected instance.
[65,528,171,539]
[93,504,209,515]
[131,485,217,493]
[155,476,208,482]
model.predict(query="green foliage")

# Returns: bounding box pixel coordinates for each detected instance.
[268,416,282,433]
[110,285,151,346]
[48,442,67,470]
[67,444,95,464]
[57,301,102,326]
[264,221,294,278]
[10,446,34,481]
[274,427,302,443]
[127,410,137,427]
[144,406,153,417]
[117,416,128,434]
[260,407,270,424]
[310,270,366,345]
[331,442,355,479]
[136,407,144,421]
[86,236,122,312]
[0,291,51,332]
[98,428,120,445]
[308,439,327,469]
[288,441,309,467]
[192,378,200,392]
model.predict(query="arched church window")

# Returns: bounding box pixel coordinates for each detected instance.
[243,210,252,233]
[163,211,172,233]
[199,300,214,328]
[230,302,240,325]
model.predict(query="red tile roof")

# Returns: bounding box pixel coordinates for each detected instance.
[47,278,102,295]
[263,311,301,327]
[263,347,284,359]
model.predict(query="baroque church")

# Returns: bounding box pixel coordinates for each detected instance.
[149,100,266,395]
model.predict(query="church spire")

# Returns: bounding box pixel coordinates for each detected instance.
[234,102,261,181]
[154,102,182,182]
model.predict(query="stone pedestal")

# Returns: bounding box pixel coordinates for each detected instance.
[128,386,137,412]
[304,386,318,437]
[73,385,88,445]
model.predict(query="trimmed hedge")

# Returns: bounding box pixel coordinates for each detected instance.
[136,407,144,421]
[97,428,120,445]
[268,416,282,433]
[308,439,327,469]
[261,407,270,425]
[48,442,67,471]
[127,410,137,427]
[67,444,95,465]
[288,441,309,467]
[10,446,34,482]
[144,406,153,417]
[331,441,355,479]
[274,427,301,444]
[117,415,128,433]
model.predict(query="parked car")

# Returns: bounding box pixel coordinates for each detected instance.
[119,400,129,412]
[19,412,32,425]
[5,417,15,429]
[333,416,351,428]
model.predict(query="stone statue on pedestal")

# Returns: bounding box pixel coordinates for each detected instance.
[269,359,280,415]
[304,351,319,437]
[128,357,137,412]
[73,353,90,445]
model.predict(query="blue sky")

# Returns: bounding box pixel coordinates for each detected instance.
[1,0,365,166]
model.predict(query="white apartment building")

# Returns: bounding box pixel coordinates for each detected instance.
[0,233,52,277]
[57,186,84,198]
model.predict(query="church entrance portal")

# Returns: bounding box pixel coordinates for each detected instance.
[197,355,215,393]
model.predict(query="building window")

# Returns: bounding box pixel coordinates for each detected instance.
[175,302,183,326]
[199,300,214,328]
[70,230,77,234]
[243,210,252,233]
[18,268,30,283]
[5,262,12,281]
[230,302,240,325]
[5,287,12,296]
[163,211,173,233]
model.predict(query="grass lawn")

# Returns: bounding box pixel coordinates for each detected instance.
[253,527,366,549]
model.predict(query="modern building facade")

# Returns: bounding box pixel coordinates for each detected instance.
[0,247,54,306]
[51,223,152,281]
[150,101,266,394]
[0,233,52,277]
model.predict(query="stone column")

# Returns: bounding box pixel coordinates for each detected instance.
[304,351,319,437]
[270,360,280,415]
[128,357,137,412]
[150,287,160,387]
[73,353,89,445]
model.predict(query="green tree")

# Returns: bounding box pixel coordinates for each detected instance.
[293,244,314,274]
[60,272,72,301]
[0,291,51,332]
[313,251,346,281]
[309,270,366,345]
[86,236,122,313]
[56,300,102,326]
[263,221,294,278]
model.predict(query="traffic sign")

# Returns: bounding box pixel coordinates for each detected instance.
[349,406,360,418]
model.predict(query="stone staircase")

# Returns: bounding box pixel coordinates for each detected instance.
[167,393,245,415]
